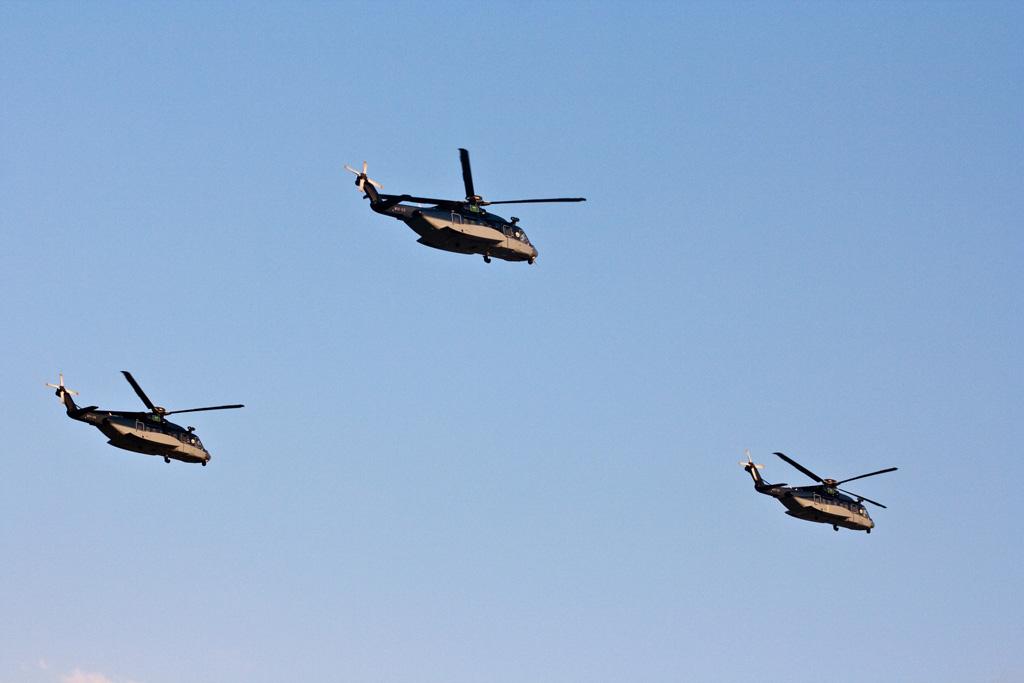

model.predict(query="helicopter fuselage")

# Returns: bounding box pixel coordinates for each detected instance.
[763,485,874,531]
[374,201,538,263]
[71,409,212,464]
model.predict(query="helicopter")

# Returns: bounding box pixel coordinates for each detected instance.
[345,148,585,264]
[740,450,897,532]
[45,371,243,466]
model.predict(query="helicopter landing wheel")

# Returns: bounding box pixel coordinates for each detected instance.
[528,257,535,265]
[164,456,171,464]
[832,525,838,531]
[483,254,491,264]
[866,528,871,534]
[201,461,207,467]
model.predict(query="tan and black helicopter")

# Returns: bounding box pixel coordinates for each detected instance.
[741,450,897,532]
[46,372,243,466]
[346,148,585,264]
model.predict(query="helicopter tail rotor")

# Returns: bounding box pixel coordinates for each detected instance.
[45,373,78,398]
[740,449,766,485]
[46,373,82,413]
[345,160,383,197]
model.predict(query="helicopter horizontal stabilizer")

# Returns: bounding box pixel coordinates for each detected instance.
[369,193,408,211]
[69,405,99,418]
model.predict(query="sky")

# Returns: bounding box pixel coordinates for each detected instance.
[1,2,1021,682]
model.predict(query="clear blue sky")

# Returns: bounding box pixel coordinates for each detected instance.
[2,2,1021,682]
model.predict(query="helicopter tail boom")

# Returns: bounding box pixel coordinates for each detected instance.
[740,449,785,494]
[362,178,382,205]
[350,171,406,213]
[740,449,765,485]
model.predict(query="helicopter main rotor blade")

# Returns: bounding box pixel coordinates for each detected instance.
[838,488,887,508]
[480,197,587,205]
[121,371,156,411]
[773,452,824,483]
[835,467,898,486]
[459,148,476,201]
[163,404,244,416]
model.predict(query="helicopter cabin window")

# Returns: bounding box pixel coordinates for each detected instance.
[500,224,525,241]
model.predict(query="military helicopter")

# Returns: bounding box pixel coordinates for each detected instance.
[45,372,243,466]
[740,450,897,532]
[345,148,585,264]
